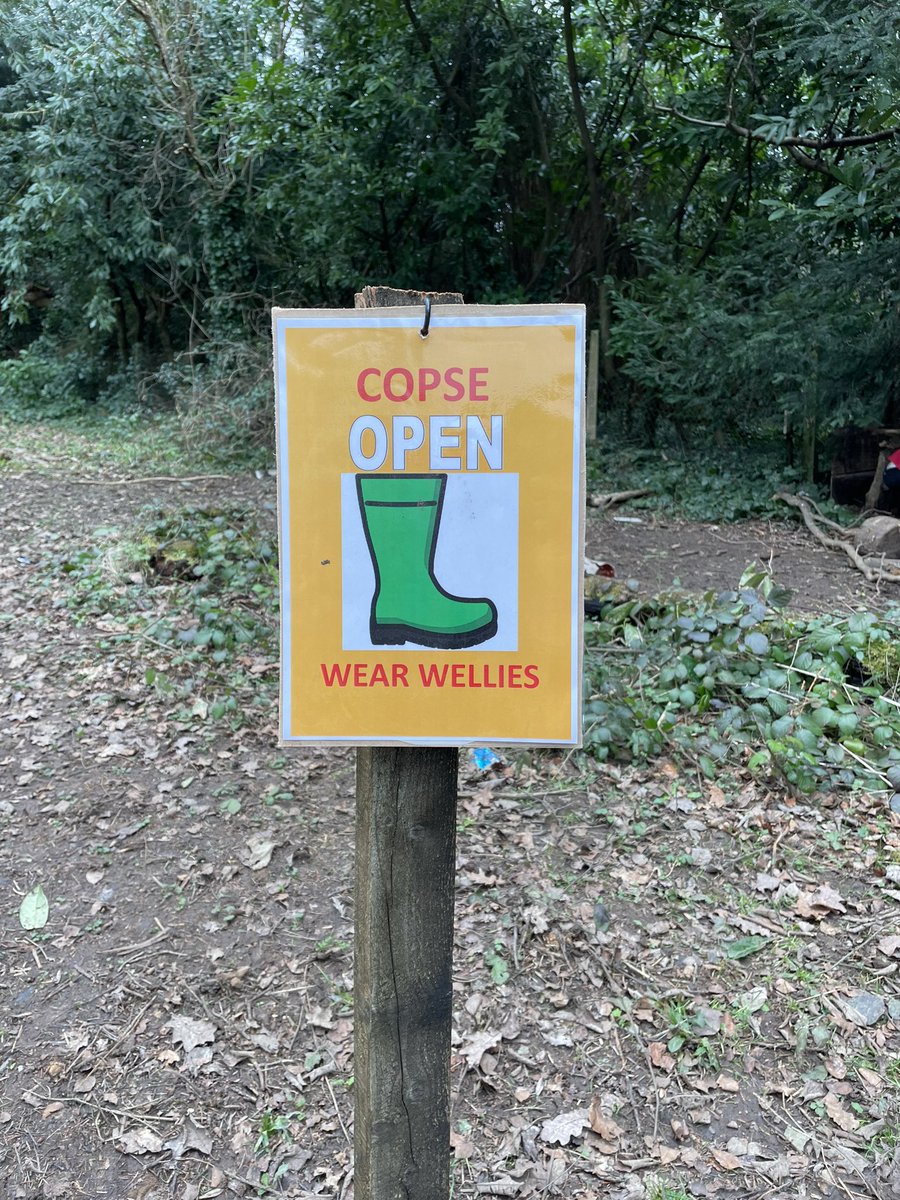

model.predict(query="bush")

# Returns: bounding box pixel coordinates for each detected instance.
[155,339,273,470]
[0,339,102,419]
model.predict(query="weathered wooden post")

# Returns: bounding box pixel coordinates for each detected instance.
[353,285,463,1200]
[586,328,599,443]
[272,294,585,1200]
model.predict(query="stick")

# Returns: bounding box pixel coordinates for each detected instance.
[774,491,900,583]
[587,488,652,509]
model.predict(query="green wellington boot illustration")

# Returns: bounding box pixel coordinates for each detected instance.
[356,473,498,649]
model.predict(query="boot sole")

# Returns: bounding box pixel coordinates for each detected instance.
[370,616,498,650]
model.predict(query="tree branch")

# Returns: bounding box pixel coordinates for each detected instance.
[657,103,900,150]
[399,0,473,115]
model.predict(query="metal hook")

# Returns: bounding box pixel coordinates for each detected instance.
[419,295,432,339]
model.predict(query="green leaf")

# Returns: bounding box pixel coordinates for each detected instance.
[19,885,49,930]
[815,185,845,207]
[745,632,769,655]
[725,935,769,960]
[486,949,509,986]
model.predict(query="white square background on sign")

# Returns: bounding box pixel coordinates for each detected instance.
[341,472,519,652]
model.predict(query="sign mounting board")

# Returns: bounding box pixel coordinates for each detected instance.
[273,303,585,746]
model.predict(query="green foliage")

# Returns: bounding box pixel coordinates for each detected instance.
[1,0,899,458]
[587,441,811,521]
[60,505,278,723]
[0,338,102,419]
[584,566,900,794]
[156,338,273,468]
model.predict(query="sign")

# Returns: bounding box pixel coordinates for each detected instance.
[273,303,585,746]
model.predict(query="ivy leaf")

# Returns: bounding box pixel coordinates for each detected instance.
[19,885,49,930]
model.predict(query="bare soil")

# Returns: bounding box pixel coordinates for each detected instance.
[1,466,898,1200]
[586,511,900,614]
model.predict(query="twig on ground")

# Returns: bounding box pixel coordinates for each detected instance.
[775,491,900,583]
[588,488,653,509]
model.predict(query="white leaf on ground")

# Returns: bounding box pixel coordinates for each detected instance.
[449,1129,475,1160]
[183,1046,214,1076]
[737,986,768,1013]
[475,1179,521,1197]
[115,1127,164,1155]
[826,1144,869,1173]
[460,1030,502,1071]
[164,1016,216,1053]
[726,1137,763,1156]
[692,1005,722,1036]
[239,836,277,870]
[164,1117,213,1160]
[796,884,845,920]
[248,1031,279,1053]
[540,1110,588,1146]
[19,886,49,930]
[521,904,549,934]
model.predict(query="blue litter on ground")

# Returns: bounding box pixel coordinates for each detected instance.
[471,747,501,771]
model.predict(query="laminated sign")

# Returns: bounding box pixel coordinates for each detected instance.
[273,304,585,746]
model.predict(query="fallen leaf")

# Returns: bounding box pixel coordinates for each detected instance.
[726,1137,763,1157]
[248,1031,279,1053]
[72,1075,96,1094]
[540,1110,588,1146]
[711,1147,742,1170]
[163,1016,216,1053]
[588,1097,622,1141]
[877,935,900,958]
[840,992,886,1027]
[858,1067,884,1091]
[654,1144,680,1165]
[796,884,846,920]
[183,1046,214,1076]
[115,1127,164,1155]
[824,1091,859,1132]
[475,1179,521,1197]
[715,1074,740,1093]
[725,935,769,960]
[649,1042,675,1071]
[164,1117,213,1160]
[736,986,768,1014]
[460,1030,502,1072]
[782,1126,810,1154]
[450,1129,475,1160]
[239,836,277,871]
[692,1006,722,1036]
[670,1117,690,1142]
[19,885,49,931]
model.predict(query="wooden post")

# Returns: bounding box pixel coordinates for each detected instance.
[586,328,599,443]
[353,285,463,1200]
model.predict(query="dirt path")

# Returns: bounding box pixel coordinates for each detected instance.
[1,469,898,1199]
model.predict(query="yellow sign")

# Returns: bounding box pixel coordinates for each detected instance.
[273,304,585,746]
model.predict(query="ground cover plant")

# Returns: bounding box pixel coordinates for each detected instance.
[584,567,900,796]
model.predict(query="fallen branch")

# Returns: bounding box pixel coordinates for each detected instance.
[588,487,652,510]
[774,491,900,583]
